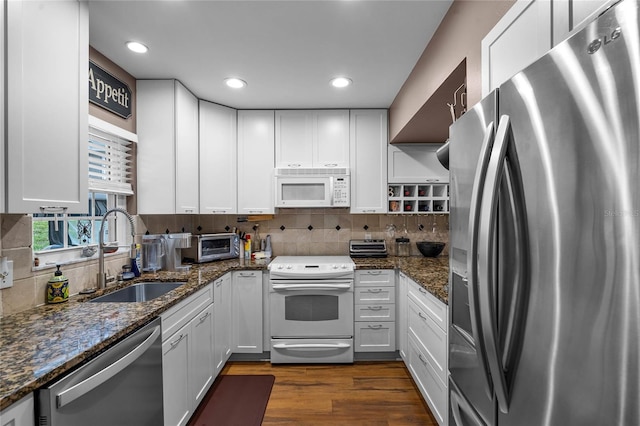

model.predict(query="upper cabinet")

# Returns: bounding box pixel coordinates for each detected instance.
[388,144,449,184]
[5,0,88,214]
[137,80,199,214]
[237,110,275,215]
[275,110,349,169]
[482,0,609,96]
[350,109,388,214]
[199,101,237,214]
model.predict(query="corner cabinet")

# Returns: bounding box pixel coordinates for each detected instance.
[137,79,199,214]
[6,0,88,214]
[349,109,388,213]
[237,110,275,215]
[232,270,263,353]
[199,101,237,214]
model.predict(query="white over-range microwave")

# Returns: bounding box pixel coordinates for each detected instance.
[275,168,350,208]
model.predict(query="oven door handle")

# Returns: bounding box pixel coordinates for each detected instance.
[272,342,351,350]
[271,284,352,291]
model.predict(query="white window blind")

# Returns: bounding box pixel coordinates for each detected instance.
[88,126,133,195]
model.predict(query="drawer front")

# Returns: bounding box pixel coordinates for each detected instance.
[355,304,396,321]
[355,269,394,287]
[408,298,447,383]
[162,284,213,340]
[355,287,396,303]
[407,334,447,426]
[408,279,447,331]
[355,322,396,352]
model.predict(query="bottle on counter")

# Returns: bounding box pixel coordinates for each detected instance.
[244,234,251,259]
[47,265,69,304]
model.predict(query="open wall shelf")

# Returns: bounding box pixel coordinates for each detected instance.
[388,183,449,214]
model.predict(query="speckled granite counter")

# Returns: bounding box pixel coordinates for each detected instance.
[0,255,448,411]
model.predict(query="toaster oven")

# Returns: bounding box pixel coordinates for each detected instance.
[182,233,239,263]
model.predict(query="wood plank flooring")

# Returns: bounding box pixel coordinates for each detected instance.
[220,361,438,425]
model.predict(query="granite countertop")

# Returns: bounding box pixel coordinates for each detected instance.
[0,255,448,411]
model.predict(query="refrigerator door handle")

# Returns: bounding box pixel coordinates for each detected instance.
[450,380,486,426]
[467,120,496,398]
[477,114,512,413]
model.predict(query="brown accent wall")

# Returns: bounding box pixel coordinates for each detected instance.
[389,0,514,143]
[89,46,137,134]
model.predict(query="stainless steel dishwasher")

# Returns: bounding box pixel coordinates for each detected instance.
[37,318,164,426]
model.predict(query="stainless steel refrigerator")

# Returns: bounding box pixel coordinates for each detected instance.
[448,0,640,425]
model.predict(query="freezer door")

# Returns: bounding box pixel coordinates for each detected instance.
[495,0,640,424]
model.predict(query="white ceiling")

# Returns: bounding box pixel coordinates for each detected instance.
[88,0,453,110]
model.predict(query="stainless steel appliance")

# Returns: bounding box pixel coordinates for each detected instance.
[182,233,240,263]
[37,318,163,426]
[447,1,639,424]
[275,168,350,208]
[141,234,165,272]
[349,239,388,257]
[268,256,355,363]
[162,233,191,272]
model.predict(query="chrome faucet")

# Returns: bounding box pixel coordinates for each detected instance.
[97,208,136,289]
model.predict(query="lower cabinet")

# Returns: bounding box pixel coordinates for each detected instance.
[232,271,263,353]
[354,269,396,352]
[397,272,409,361]
[213,273,232,376]
[1,393,34,426]
[161,284,214,426]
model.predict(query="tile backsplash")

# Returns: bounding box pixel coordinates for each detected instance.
[0,210,448,317]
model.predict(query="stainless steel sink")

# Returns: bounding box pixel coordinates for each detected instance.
[89,282,186,303]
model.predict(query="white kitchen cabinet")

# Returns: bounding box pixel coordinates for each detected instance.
[1,393,34,426]
[275,110,350,168]
[482,0,553,96]
[199,101,237,214]
[6,0,88,214]
[161,285,213,426]
[349,109,388,213]
[553,0,610,45]
[388,144,448,184]
[137,79,199,214]
[213,273,232,375]
[0,0,4,214]
[397,272,409,361]
[405,276,448,426]
[354,270,396,352]
[232,270,263,353]
[237,110,275,215]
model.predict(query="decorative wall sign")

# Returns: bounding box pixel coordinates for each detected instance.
[88,61,132,119]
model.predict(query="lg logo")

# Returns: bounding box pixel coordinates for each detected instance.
[587,27,622,54]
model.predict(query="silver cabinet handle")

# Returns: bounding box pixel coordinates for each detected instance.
[418,287,427,295]
[170,333,185,348]
[198,311,211,324]
[418,312,428,321]
[366,270,382,275]
[367,324,383,329]
[367,306,383,311]
[56,324,161,408]
[272,342,350,350]
[418,353,428,366]
[367,288,382,293]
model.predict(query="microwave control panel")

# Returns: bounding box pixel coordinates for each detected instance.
[333,177,350,206]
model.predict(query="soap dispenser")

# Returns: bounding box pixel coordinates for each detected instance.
[47,265,69,304]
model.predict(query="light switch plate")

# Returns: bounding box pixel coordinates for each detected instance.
[0,260,13,289]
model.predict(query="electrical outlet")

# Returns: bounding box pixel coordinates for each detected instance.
[0,260,13,289]
[364,233,372,240]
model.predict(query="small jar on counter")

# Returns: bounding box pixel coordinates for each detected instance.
[395,237,411,257]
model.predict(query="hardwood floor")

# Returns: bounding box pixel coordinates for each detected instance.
[220,361,439,425]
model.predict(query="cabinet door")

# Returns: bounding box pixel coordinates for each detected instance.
[174,81,199,214]
[199,101,237,214]
[232,271,263,353]
[387,144,449,184]
[481,0,552,96]
[237,110,275,214]
[163,324,191,426]
[398,273,409,361]
[314,110,350,168]
[1,393,34,426]
[190,304,214,409]
[553,0,610,46]
[6,0,88,213]
[213,274,232,375]
[349,109,388,213]
[275,110,313,168]
[137,80,176,214]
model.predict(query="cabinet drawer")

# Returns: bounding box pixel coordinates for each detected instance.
[355,322,396,352]
[355,269,394,287]
[408,298,447,383]
[355,304,396,321]
[355,286,395,304]
[161,284,213,340]
[408,279,447,331]
[407,333,447,426]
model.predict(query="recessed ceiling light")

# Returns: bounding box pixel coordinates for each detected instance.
[126,41,148,53]
[225,78,247,89]
[331,77,352,88]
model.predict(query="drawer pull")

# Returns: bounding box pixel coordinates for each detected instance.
[198,311,211,323]
[418,312,428,322]
[418,353,428,366]
[367,288,383,293]
[367,306,384,311]
[368,324,383,329]
[170,333,185,348]
[366,271,382,275]
[418,287,427,295]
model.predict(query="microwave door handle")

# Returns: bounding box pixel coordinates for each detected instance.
[329,176,334,205]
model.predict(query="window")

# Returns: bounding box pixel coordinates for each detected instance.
[32,117,136,266]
